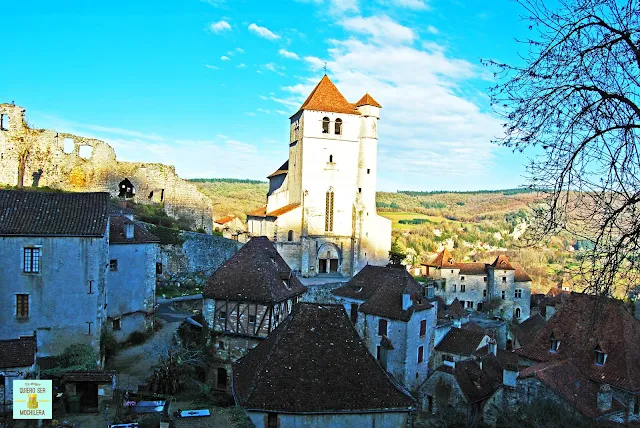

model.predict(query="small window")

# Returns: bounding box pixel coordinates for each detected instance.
[550,337,561,352]
[460,284,466,292]
[461,276,465,281]
[483,276,487,282]
[515,289,522,298]
[156,262,163,274]
[483,289,487,298]
[322,117,330,133]
[451,269,454,273]
[467,301,474,309]
[420,319,427,337]
[218,341,225,350]
[287,230,294,241]
[418,346,424,363]
[378,319,388,336]
[335,118,342,134]
[217,368,228,388]
[110,259,118,271]
[376,345,381,360]
[267,413,278,428]
[350,303,358,324]
[367,168,371,174]
[358,188,362,193]
[443,354,455,362]
[219,311,226,320]
[249,314,256,324]
[112,318,121,331]
[595,346,607,366]
[502,276,507,282]
[16,294,29,319]
[23,247,41,274]
[515,307,521,318]
[329,154,333,163]
[0,114,9,131]
[501,290,506,300]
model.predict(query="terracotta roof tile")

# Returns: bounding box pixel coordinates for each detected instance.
[426,248,455,268]
[294,75,361,116]
[355,93,382,108]
[513,263,533,282]
[266,204,300,217]
[516,293,640,392]
[247,205,267,217]
[333,265,433,321]
[203,236,306,302]
[0,190,109,237]
[0,337,36,368]
[214,215,237,225]
[455,262,487,275]
[489,255,515,270]
[233,303,415,413]
[435,327,488,356]
[510,313,546,347]
[436,359,499,403]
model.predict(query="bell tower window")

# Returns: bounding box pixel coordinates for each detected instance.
[335,118,342,135]
[322,117,330,134]
[325,189,334,232]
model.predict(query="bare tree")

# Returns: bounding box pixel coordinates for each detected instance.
[484,0,640,296]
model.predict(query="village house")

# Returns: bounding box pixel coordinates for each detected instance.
[213,215,246,241]
[233,303,416,428]
[332,265,437,390]
[202,236,307,393]
[0,336,37,412]
[484,293,640,425]
[0,190,109,359]
[246,75,391,277]
[432,328,491,369]
[509,312,545,349]
[426,249,532,322]
[107,215,160,342]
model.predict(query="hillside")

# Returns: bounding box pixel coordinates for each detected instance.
[192,180,578,294]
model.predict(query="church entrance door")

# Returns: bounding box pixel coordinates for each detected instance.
[319,259,327,273]
[329,259,338,273]
[317,244,341,275]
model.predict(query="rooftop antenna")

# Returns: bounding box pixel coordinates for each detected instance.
[323,61,327,75]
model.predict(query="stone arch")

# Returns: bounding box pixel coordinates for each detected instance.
[317,242,341,274]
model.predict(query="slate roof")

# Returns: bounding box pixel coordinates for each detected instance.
[519,360,624,419]
[474,346,519,369]
[435,327,488,356]
[247,204,300,218]
[355,93,382,108]
[332,265,433,321]
[267,160,289,179]
[109,215,160,244]
[293,75,361,116]
[0,336,36,368]
[516,293,640,392]
[510,313,546,347]
[203,236,306,303]
[436,359,499,404]
[0,190,109,237]
[233,303,415,413]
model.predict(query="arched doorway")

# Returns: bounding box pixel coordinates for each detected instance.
[318,243,340,274]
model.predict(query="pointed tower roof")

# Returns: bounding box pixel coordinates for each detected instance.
[426,248,455,268]
[356,93,382,108]
[489,254,515,270]
[294,75,360,116]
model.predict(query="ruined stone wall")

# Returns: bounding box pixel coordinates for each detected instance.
[0,103,215,232]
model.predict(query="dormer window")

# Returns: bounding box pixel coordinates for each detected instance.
[549,334,560,352]
[595,346,607,366]
[322,117,330,133]
[335,118,342,135]
[355,286,363,292]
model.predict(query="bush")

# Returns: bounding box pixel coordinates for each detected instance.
[41,344,98,377]
[127,331,149,346]
[100,328,119,361]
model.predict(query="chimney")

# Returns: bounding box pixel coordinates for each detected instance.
[488,338,497,356]
[124,223,135,239]
[452,318,462,328]
[119,199,127,210]
[425,285,435,299]
[502,364,519,388]
[402,288,412,311]
[597,384,612,413]
[475,355,483,371]
[545,304,556,321]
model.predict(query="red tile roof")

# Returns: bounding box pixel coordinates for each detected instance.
[0,337,36,368]
[456,262,487,275]
[233,303,415,413]
[214,215,237,225]
[247,204,300,218]
[294,75,361,116]
[513,263,532,282]
[426,248,455,268]
[247,205,267,217]
[510,313,546,347]
[516,293,640,392]
[489,255,515,270]
[355,93,382,108]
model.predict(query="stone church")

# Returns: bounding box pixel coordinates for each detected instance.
[246,75,391,277]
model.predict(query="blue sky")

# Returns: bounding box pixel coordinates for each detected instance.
[2,0,537,191]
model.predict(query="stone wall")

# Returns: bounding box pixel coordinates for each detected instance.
[0,103,215,232]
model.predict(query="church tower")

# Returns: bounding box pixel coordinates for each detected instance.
[246,75,391,277]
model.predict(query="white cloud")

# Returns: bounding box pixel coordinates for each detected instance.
[388,0,429,9]
[295,0,358,14]
[264,63,286,76]
[279,49,300,60]
[221,56,230,61]
[257,108,272,114]
[426,25,438,34]
[237,63,246,68]
[205,64,220,69]
[209,20,231,33]
[259,95,268,100]
[236,47,245,53]
[275,110,288,115]
[341,15,415,45]
[248,23,280,40]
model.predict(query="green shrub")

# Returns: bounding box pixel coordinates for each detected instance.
[100,328,119,360]
[127,331,148,345]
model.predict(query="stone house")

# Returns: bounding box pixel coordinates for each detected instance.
[213,215,246,241]
[0,190,109,358]
[332,265,438,390]
[233,303,416,428]
[432,328,491,369]
[427,249,532,322]
[202,236,307,393]
[107,215,160,342]
[509,313,545,349]
[0,336,37,411]
[497,293,640,424]
[246,75,392,277]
